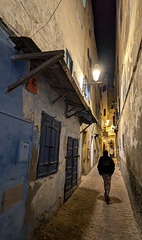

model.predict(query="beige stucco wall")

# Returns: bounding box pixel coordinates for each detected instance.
[115,0,142,185]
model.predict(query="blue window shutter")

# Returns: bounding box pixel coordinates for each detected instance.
[66,48,73,74]
[64,137,79,200]
[37,112,61,178]
[82,0,86,7]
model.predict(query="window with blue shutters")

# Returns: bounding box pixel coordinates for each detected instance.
[122,133,125,150]
[122,66,125,103]
[66,49,73,74]
[83,76,90,103]
[82,0,86,8]
[36,112,61,178]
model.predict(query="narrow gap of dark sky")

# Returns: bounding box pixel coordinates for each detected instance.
[91,0,116,84]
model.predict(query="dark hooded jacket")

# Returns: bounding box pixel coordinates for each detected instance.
[97,156,115,175]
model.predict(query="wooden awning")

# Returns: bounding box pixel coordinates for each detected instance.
[7,37,97,124]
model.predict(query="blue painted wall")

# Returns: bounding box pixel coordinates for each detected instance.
[0,26,33,239]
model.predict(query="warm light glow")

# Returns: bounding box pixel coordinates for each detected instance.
[92,64,101,81]
[106,120,110,125]
[93,70,100,81]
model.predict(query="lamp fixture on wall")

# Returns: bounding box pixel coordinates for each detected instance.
[92,64,101,81]
[83,64,102,86]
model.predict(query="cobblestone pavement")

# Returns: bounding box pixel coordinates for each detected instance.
[34,166,142,240]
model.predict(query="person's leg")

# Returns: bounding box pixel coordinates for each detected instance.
[102,174,108,195]
[102,174,112,203]
[106,174,111,196]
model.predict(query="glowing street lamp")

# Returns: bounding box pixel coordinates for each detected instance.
[106,120,110,126]
[92,64,101,81]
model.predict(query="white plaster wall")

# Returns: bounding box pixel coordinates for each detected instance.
[0,0,85,88]
[0,0,98,116]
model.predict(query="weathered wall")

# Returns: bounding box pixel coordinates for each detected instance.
[0,26,33,240]
[116,0,142,184]
[0,0,99,131]
[0,0,100,238]
[0,0,84,88]
[23,73,81,236]
[115,0,142,233]
[0,21,81,239]
[80,0,100,175]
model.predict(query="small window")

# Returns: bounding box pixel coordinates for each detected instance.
[89,58,91,68]
[113,115,115,126]
[100,87,102,97]
[87,48,89,59]
[87,48,91,68]
[103,85,106,92]
[104,108,106,116]
[122,133,125,150]
[117,96,120,118]
[83,76,90,103]
[66,49,73,74]
[82,0,86,8]
[122,66,125,102]
[111,105,114,109]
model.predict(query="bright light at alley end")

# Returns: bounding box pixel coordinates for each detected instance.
[92,64,101,81]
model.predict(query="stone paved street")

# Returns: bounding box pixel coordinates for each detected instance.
[34,166,142,240]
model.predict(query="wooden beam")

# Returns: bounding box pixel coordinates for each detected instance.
[11,50,64,60]
[52,92,68,105]
[51,87,74,92]
[66,105,77,114]
[7,52,64,92]
[83,81,103,85]
[66,108,84,118]
[64,101,83,108]
[80,123,92,133]
[65,155,80,159]
[59,59,90,110]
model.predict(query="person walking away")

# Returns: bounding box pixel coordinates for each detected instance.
[97,150,115,204]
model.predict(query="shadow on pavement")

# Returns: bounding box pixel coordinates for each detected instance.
[97,195,122,204]
[34,188,99,240]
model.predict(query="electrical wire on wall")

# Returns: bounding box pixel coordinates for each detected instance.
[31,0,63,38]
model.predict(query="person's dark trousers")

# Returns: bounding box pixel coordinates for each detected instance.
[102,174,112,203]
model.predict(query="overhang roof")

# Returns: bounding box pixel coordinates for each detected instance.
[8,36,97,124]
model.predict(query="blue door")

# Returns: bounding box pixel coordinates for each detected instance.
[64,137,79,201]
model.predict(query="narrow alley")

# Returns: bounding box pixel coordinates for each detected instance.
[0,1,142,239]
[34,165,141,240]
